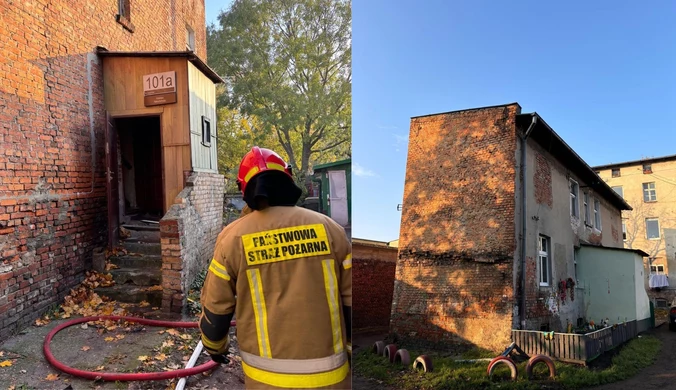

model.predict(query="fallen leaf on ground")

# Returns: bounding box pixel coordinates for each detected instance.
[81,346,91,351]
[182,355,190,362]
[0,360,12,367]
[138,356,150,362]
[35,318,49,326]
[45,373,59,381]
[179,333,192,340]
[0,351,3,357]
[155,353,168,362]
[20,370,26,374]
[105,263,119,271]
[152,307,159,310]
[80,324,88,330]
[104,337,114,342]
[161,340,174,348]
[139,301,150,307]
[166,363,180,370]
[94,365,105,371]
[115,334,125,340]
[157,330,166,335]
[8,385,15,390]
[166,329,180,336]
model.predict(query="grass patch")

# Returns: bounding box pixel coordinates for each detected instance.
[354,335,661,390]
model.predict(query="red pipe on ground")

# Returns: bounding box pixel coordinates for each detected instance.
[43,315,236,381]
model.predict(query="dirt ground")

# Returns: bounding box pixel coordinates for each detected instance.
[0,311,245,390]
[585,323,674,390]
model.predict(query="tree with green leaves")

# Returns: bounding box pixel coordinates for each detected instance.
[207,0,351,187]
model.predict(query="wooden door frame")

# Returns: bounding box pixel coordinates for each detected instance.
[108,111,166,229]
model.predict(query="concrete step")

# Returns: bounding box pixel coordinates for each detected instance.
[122,222,160,232]
[109,255,162,269]
[121,241,161,256]
[109,267,161,286]
[122,228,161,243]
[94,285,163,307]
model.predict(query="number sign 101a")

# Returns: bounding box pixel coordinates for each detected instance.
[143,71,176,95]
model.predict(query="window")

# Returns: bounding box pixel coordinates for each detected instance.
[643,163,652,174]
[611,186,623,199]
[646,218,660,239]
[622,222,627,241]
[650,264,665,275]
[539,235,551,287]
[201,116,211,146]
[583,192,591,225]
[570,179,579,218]
[593,198,602,230]
[186,25,195,51]
[118,0,130,18]
[573,247,579,283]
[612,168,621,177]
[116,0,134,32]
[643,182,657,202]
[656,298,668,308]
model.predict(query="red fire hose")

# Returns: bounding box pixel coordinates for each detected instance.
[43,315,236,381]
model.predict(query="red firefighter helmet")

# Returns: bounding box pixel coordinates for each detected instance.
[236,147,293,194]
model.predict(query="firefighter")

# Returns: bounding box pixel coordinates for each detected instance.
[199,146,352,389]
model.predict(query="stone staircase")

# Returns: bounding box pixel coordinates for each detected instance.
[94,221,163,307]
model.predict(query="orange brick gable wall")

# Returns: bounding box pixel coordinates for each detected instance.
[0,0,206,341]
[391,105,520,352]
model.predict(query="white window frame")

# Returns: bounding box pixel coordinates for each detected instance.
[570,179,579,218]
[583,192,590,225]
[643,182,657,202]
[539,235,551,287]
[646,218,660,240]
[186,25,195,51]
[650,264,665,275]
[612,168,621,177]
[622,222,627,241]
[593,198,602,231]
[573,247,578,284]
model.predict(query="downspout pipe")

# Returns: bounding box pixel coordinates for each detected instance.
[519,114,538,330]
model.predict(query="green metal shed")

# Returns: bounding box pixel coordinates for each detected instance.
[312,159,351,228]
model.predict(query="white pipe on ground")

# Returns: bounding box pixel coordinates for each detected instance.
[176,339,205,390]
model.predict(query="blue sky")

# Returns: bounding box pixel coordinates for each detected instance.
[205,0,233,27]
[352,0,676,242]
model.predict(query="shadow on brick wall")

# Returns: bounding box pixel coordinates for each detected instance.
[0,52,108,340]
[390,105,522,353]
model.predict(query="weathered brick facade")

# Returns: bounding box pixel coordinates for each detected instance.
[160,172,224,313]
[0,0,206,340]
[393,103,628,351]
[352,240,397,333]
[393,104,520,351]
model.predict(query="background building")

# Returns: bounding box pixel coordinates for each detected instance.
[593,155,676,306]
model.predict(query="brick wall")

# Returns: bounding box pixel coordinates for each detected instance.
[392,104,521,351]
[352,242,397,333]
[534,152,553,208]
[0,0,206,340]
[160,172,224,313]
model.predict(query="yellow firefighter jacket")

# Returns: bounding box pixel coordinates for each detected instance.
[200,205,352,389]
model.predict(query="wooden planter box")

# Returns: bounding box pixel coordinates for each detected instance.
[511,320,638,365]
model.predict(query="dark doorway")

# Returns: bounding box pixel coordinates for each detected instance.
[116,116,163,222]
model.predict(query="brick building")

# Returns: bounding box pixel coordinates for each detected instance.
[0,0,223,341]
[593,155,676,307]
[352,238,398,334]
[392,103,633,352]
